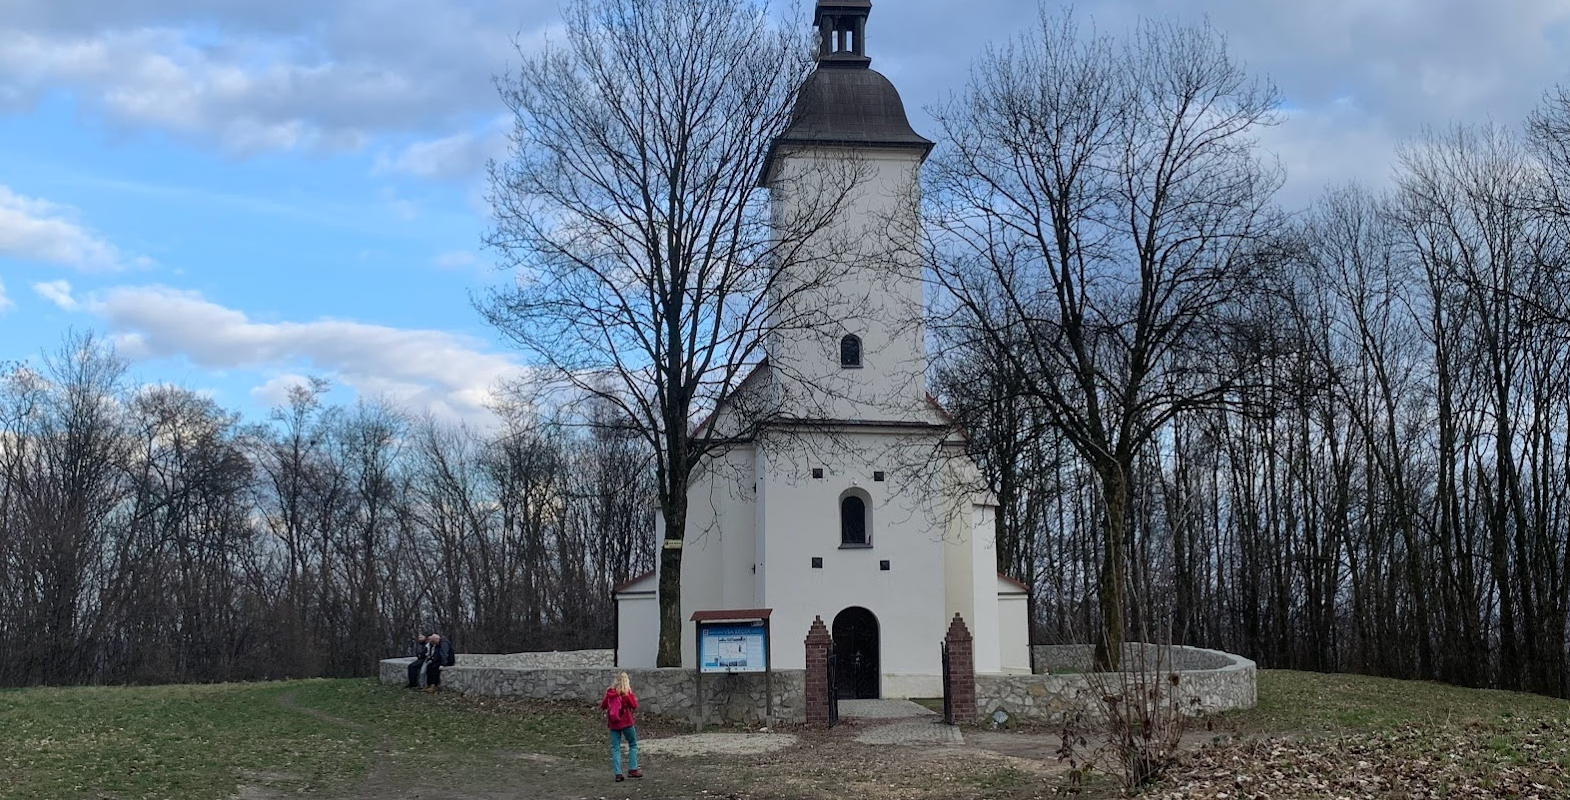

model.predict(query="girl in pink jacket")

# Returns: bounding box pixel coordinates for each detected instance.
[600,672,641,781]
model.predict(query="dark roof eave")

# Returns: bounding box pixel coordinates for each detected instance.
[690,608,773,622]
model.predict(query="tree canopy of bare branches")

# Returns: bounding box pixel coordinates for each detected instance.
[0,335,653,687]
[479,0,862,665]
[926,8,1284,670]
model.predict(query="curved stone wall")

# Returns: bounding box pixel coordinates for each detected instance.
[1031,643,1236,673]
[449,650,614,669]
[380,654,803,726]
[976,644,1256,725]
[381,643,1250,728]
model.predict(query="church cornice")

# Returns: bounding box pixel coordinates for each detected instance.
[758,416,950,432]
[689,416,963,447]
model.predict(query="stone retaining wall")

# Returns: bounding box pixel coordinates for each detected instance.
[382,642,1250,729]
[380,656,802,726]
[449,650,614,669]
[1031,643,1234,673]
[977,644,1255,725]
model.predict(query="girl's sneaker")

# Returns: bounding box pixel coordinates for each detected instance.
[628,770,643,778]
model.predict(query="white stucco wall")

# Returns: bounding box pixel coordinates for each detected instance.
[753,428,971,697]
[744,140,963,698]
[764,147,928,424]
[943,499,976,657]
[649,416,1003,691]
[614,574,658,668]
[678,446,759,668]
[967,503,1002,675]
[684,446,759,608]
[998,578,1031,674]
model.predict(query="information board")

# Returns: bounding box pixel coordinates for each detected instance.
[698,621,768,674]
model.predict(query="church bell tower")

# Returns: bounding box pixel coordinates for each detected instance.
[762,0,934,424]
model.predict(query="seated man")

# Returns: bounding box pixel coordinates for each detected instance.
[406,633,429,689]
[423,633,454,693]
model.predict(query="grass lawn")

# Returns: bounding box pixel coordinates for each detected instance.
[0,679,601,800]
[4,670,1569,799]
[1237,669,1570,733]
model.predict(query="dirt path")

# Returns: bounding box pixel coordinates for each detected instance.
[274,690,402,800]
[257,691,1103,800]
[275,690,379,734]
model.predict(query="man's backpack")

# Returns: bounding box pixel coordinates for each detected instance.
[441,640,456,667]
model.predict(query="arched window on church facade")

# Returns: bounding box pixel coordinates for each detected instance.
[840,490,870,546]
[840,334,862,368]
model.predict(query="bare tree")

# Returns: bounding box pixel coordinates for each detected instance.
[0,334,133,684]
[119,385,253,682]
[925,8,1283,669]
[480,0,861,665]
[0,334,663,687]
[333,400,408,675]
[249,377,346,675]
[1392,124,1567,694]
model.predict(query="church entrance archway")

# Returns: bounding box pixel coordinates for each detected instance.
[831,606,880,699]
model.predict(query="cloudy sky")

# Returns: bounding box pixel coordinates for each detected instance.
[2,0,1568,424]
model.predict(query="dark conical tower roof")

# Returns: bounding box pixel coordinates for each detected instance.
[762,0,932,184]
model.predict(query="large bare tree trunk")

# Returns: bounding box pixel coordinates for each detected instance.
[1093,461,1129,671]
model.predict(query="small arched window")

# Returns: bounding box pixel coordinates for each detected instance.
[840,494,868,546]
[840,334,862,368]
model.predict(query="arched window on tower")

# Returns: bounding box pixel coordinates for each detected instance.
[840,492,869,546]
[840,334,862,368]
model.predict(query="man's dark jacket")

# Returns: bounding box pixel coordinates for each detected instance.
[430,638,454,667]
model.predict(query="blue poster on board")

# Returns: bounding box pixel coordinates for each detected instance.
[699,622,768,673]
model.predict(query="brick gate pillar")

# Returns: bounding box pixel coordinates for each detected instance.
[945,614,976,722]
[804,616,833,726]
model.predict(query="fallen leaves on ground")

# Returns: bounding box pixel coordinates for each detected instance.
[1148,718,1570,799]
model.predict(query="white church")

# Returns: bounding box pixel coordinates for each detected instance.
[614,0,1031,699]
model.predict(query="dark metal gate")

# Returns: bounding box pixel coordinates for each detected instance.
[827,651,840,727]
[940,641,954,725]
[831,607,880,699]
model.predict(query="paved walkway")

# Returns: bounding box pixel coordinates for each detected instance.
[838,699,937,719]
[838,699,964,746]
[639,732,799,756]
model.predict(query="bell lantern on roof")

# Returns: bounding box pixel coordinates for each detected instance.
[815,0,873,66]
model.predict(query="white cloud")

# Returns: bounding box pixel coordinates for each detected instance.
[374,117,511,181]
[32,279,78,310]
[250,373,314,408]
[1256,103,1402,205]
[434,250,478,271]
[0,2,547,156]
[0,276,12,313]
[894,0,1570,202]
[90,285,522,423]
[0,185,142,271]
[4,0,1569,177]
[380,187,418,222]
[0,28,381,154]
